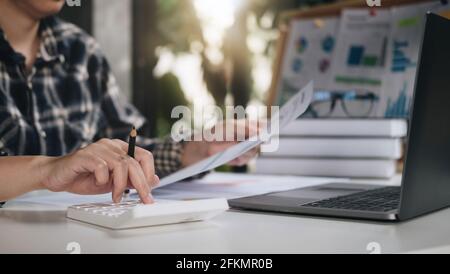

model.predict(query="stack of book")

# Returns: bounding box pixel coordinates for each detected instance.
[254,119,408,178]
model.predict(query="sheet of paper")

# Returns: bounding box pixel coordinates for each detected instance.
[327,8,392,117]
[153,172,346,200]
[379,2,450,118]
[273,81,314,129]
[157,81,314,188]
[1,192,113,211]
[276,18,339,105]
[0,173,344,210]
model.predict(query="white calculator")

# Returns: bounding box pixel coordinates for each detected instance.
[67,198,229,229]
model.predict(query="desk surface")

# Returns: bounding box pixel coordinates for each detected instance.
[1,175,449,254]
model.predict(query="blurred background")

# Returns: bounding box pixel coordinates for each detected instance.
[60,0,335,138]
[58,0,450,178]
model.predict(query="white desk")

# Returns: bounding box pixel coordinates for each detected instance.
[1,175,449,254]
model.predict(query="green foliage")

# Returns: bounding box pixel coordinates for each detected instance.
[155,73,189,137]
[156,0,203,53]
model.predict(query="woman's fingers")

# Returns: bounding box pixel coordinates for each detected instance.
[111,139,156,186]
[128,158,153,204]
[229,119,263,141]
[112,156,129,203]
[78,139,155,204]
[134,147,156,185]
[229,149,258,166]
[152,175,160,188]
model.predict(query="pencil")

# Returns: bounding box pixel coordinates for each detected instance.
[128,126,137,158]
[124,126,137,198]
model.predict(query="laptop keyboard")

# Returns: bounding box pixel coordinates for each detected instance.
[302,187,401,212]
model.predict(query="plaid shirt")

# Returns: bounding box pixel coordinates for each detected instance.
[0,16,183,177]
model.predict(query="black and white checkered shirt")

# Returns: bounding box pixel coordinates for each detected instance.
[0,16,183,177]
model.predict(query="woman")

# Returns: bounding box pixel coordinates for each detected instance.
[0,0,258,203]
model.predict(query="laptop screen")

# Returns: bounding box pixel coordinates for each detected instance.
[399,13,450,220]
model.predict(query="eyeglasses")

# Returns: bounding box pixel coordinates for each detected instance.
[306,89,380,118]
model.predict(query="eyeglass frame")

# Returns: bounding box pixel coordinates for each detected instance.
[306,89,380,118]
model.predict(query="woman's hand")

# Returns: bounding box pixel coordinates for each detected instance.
[181,119,262,167]
[41,139,158,204]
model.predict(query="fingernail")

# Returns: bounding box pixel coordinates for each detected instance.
[144,194,154,204]
[113,195,121,204]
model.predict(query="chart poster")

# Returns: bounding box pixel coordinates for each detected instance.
[276,17,339,106]
[380,2,450,118]
[328,9,391,117]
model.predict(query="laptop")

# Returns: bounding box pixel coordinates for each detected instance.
[229,13,450,222]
